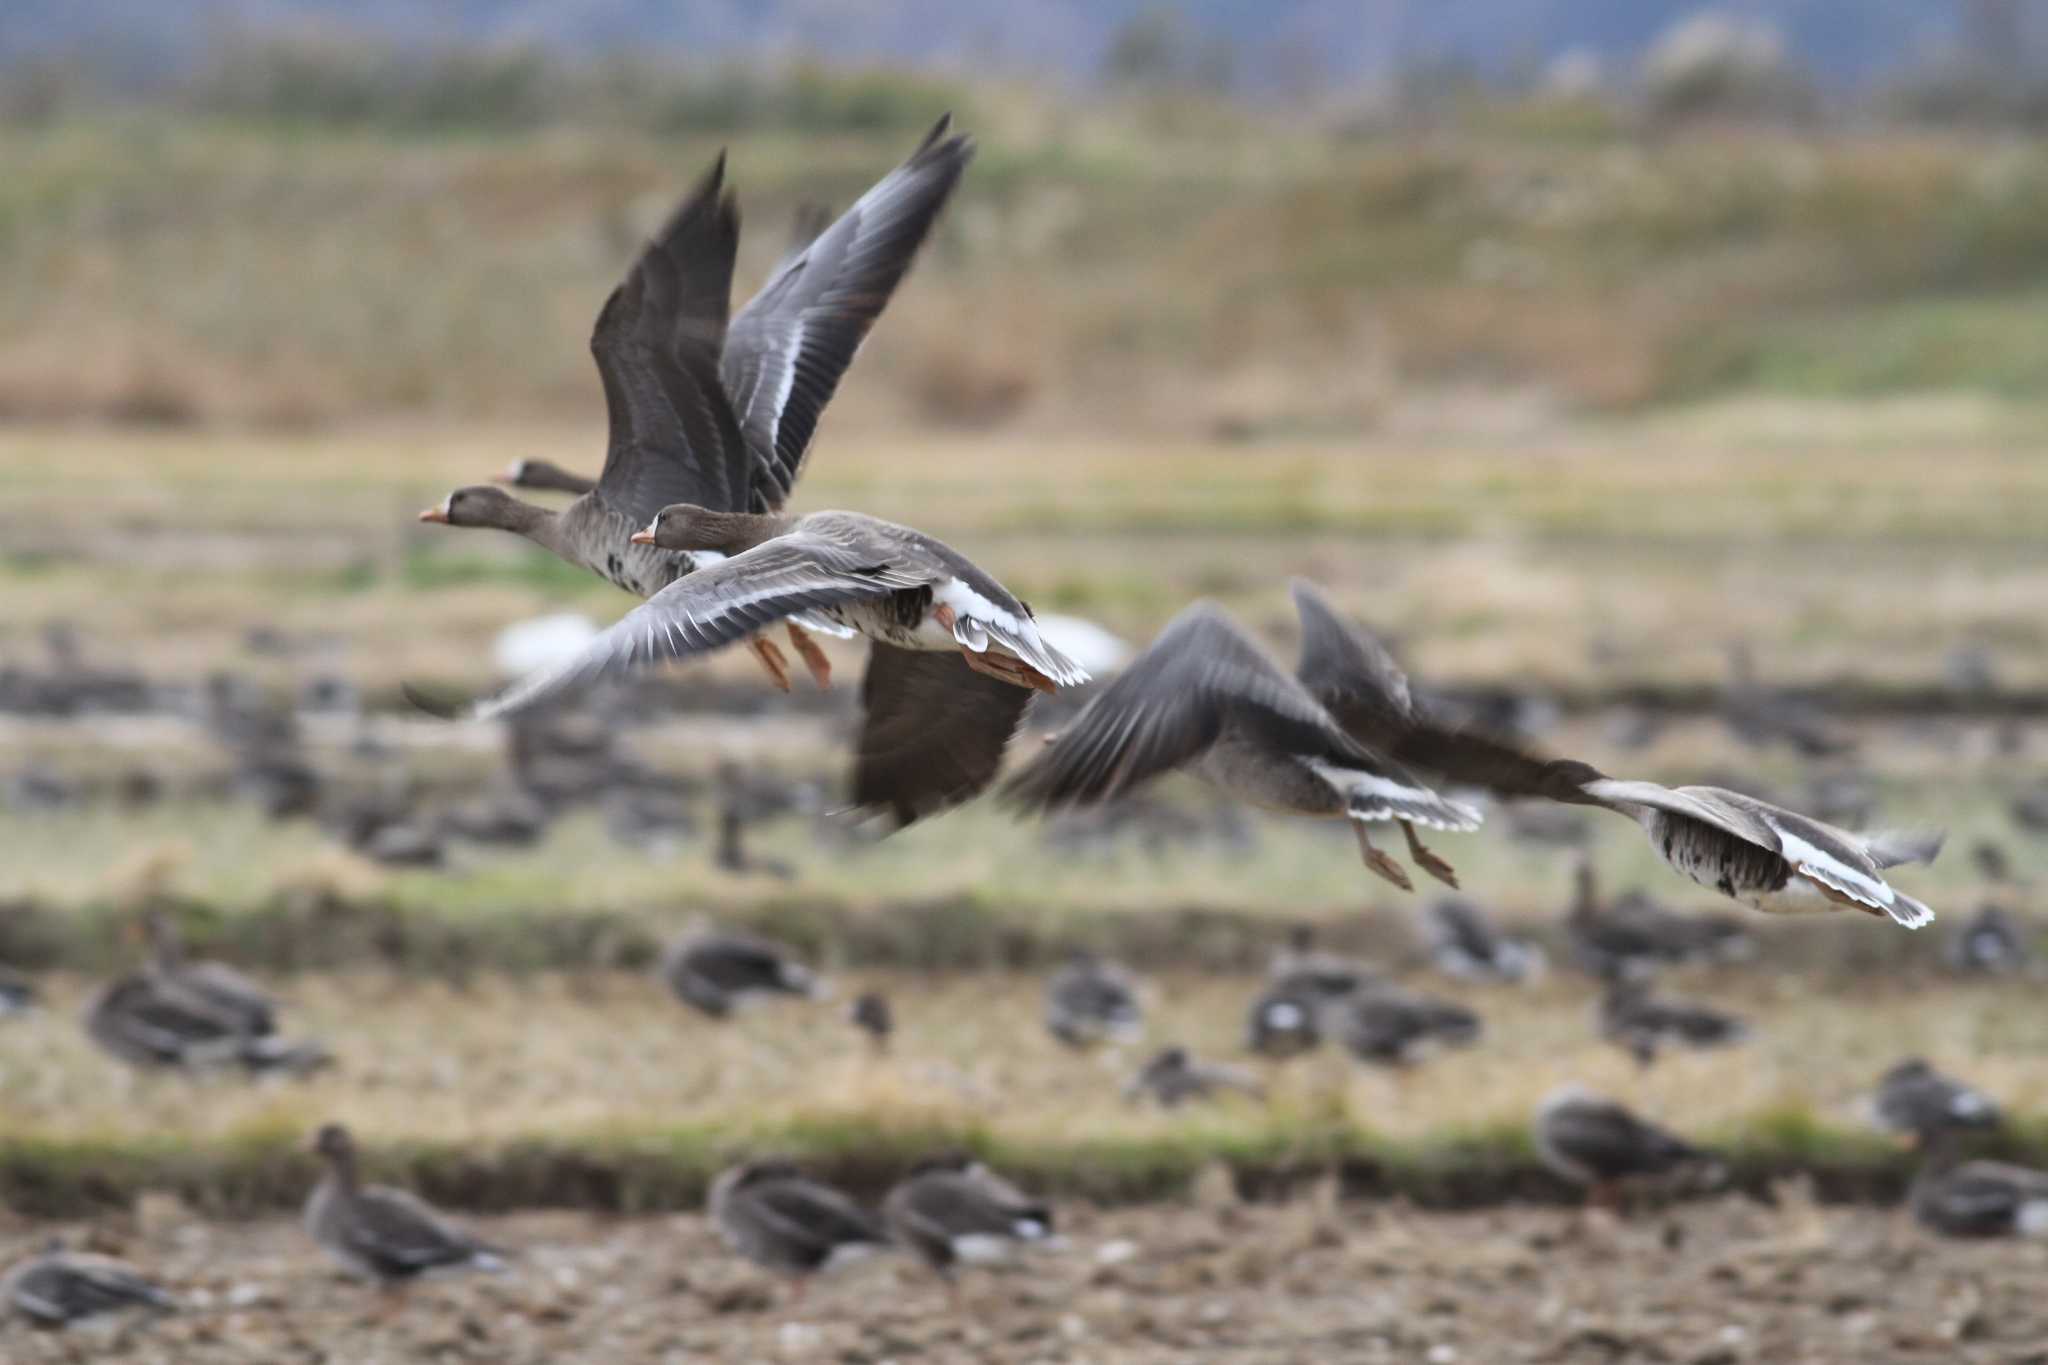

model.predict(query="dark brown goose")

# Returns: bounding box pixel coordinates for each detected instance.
[1596,980,1750,1068]
[304,1124,506,1284]
[2,1239,175,1327]
[1004,602,1480,892]
[422,118,973,694]
[1287,580,1940,928]
[1912,1131,2048,1238]
[882,1155,1053,1285]
[1043,951,1144,1049]
[708,1160,888,1297]
[1335,983,1481,1070]
[1534,1087,1712,1209]
[660,925,822,1019]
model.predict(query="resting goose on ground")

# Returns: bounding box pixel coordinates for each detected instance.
[709,1160,888,1297]
[143,910,276,1038]
[1336,983,1481,1070]
[1284,581,1941,928]
[1005,602,1479,892]
[1597,980,1750,1068]
[883,1154,1053,1285]
[1534,1087,1712,1209]
[847,991,893,1054]
[1044,951,1144,1050]
[1912,1131,2048,1238]
[1267,924,1376,999]
[1872,1058,2000,1145]
[2,1239,175,1327]
[1125,1045,1266,1107]
[1245,979,1325,1058]
[83,969,328,1076]
[304,1124,506,1285]
[1946,903,2029,975]
[1425,897,1544,985]
[660,926,822,1019]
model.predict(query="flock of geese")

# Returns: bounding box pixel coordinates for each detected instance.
[0,115,2019,1329]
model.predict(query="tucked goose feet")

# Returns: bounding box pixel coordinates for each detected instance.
[1353,824,1414,892]
[785,624,832,689]
[1402,821,1460,890]
[748,637,793,692]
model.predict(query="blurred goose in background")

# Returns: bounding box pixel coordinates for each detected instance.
[1871,1059,2000,1145]
[1534,1087,1713,1209]
[1336,983,1481,1070]
[2,1239,175,1327]
[1284,583,1941,929]
[1126,1045,1266,1107]
[1912,1131,2048,1239]
[305,1124,506,1284]
[1007,602,1480,892]
[1268,924,1376,998]
[848,991,893,1054]
[712,801,795,879]
[84,964,328,1077]
[1597,981,1750,1068]
[495,458,596,496]
[1245,979,1326,1059]
[2009,779,2048,834]
[143,910,276,1039]
[883,1155,1053,1287]
[661,926,822,1019]
[1722,642,1855,759]
[710,1160,888,1299]
[1044,951,1144,1050]
[1971,840,2020,886]
[0,965,37,1017]
[1947,904,2030,975]
[1425,897,1544,984]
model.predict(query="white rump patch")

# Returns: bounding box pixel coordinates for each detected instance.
[2020,1200,2048,1238]
[952,1234,1016,1264]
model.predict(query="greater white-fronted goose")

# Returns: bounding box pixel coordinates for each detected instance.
[1912,1133,2048,1238]
[2,1239,175,1326]
[1425,897,1545,985]
[1286,582,1941,928]
[1126,1044,1266,1107]
[1336,983,1481,1070]
[143,910,275,1038]
[1005,602,1479,892]
[1597,981,1749,1069]
[1534,1087,1711,1209]
[496,458,597,496]
[436,506,1085,827]
[1872,1059,2000,1145]
[83,970,328,1077]
[1043,951,1144,1049]
[882,1154,1053,1284]
[1267,924,1376,999]
[1946,903,2029,974]
[709,1160,888,1296]
[1245,980,1325,1059]
[660,926,822,1019]
[423,121,971,700]
[1722,642,1854,759]
[848,991,893,1054]
[1565,861,1754,981]
[304,1124,506,1284]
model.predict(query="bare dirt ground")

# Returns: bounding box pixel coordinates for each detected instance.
[5,1193,2041,1364]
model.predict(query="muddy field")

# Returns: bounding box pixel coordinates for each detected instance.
[4,1195,2039,1364]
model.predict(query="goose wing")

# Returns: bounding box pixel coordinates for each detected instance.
[1005,602,1369,809]
[591,155,753,521]
[725,116,974,511]
[851,645,1032,827]
[347,1187,492,1274]
[745,1180,884,1260]
[458,535,931,721]
[1578,780,1784,849]
[1544,1096,1696,1176]
[1290,579,1416,745]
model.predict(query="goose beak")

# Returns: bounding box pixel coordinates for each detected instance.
[418,505,450,524]
[491,463,519,485]
[629,527,656,545]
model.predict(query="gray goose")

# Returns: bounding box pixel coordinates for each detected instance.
[1043,951,1144,1049]
[1336,983,1481,1070]
[495,458,596,496]
[1245,979,1325,1059]
[847,991,893,1054]
[143,910,275,1038]
[661,926,821,1019]
[304,1124,505,1284]
[2,1239,175,1327]
[439,505,1088,824]
[1004,602,1479,892]
[1946,903,2029,974]
[882,1154,1053,1284]
[1425,897,1544,985]
[1871,1058,2000,1145]
[1125,1045,1266,1106]
[83,968,327,1077]
[1268,924,1376,999]
[422,118,971,622]
[1534,1087,1712,1209]
[1288,580,1941,928]
[1596,980,1749,1069]
[709,1160,888,1297]
[1912,1132,2048,1238]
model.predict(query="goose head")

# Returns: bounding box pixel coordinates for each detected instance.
[419,485,537,530]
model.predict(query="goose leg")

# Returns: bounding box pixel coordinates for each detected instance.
[1353,823,1413,892]
[1401,821,1460,889]
[747,636,792,692]
[785,623,832,689]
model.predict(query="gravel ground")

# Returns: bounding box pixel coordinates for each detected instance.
[5,1189,2044,1364]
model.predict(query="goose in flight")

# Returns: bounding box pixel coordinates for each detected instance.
[1285,580,1941,927]
[1004,601,1479,892]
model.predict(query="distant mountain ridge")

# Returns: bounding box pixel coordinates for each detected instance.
[0,0,2003,89]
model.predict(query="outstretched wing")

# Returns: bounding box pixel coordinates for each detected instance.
[591,154,753,520]
[1005,602,1366,809]
[852,645,1032,828]
[1290,579,1415,745]
[724,116,974,511]
[464,536,929,721]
